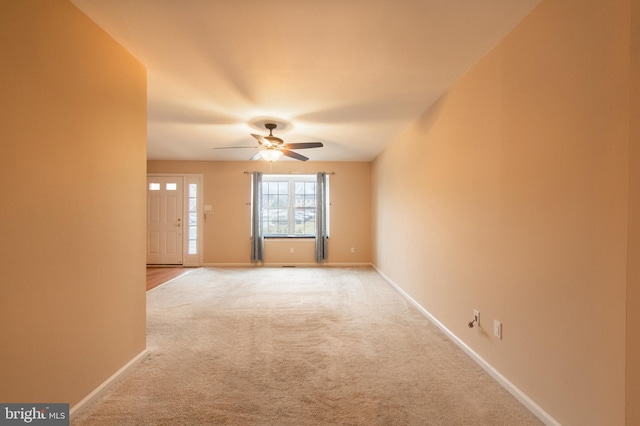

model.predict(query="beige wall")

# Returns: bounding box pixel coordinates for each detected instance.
[147,160,371,265]
[627,0,640,424]
[373,0,632,424]
[0,0,147,407]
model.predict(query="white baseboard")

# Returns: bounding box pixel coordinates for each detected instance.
[203,262,373,268]
[372,266,561,426]
[70,349,149,419]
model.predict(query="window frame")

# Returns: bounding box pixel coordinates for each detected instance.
[262,174,321,239]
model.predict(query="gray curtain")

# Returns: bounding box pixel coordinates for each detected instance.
[250,172,264,262]
[315,172,328,262]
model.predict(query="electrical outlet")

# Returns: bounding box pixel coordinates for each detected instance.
[290,247,295,253]
[351,247,355,253]
[473,309,480,327]
[494,320,502,339]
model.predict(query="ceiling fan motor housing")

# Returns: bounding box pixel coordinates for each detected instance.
[264,123,283,145]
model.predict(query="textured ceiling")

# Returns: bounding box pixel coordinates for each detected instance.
[71,0,541,162]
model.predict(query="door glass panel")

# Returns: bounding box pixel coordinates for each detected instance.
[187,183,198,254]
[166,183,177,191]
[149,183,160,191]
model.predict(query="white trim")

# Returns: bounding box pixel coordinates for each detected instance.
[70,349,148,419]
[203,262,373,268]
[372,266,561,426]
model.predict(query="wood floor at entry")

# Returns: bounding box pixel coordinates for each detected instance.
[146,267,195,291]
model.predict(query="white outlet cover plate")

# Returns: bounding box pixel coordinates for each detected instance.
[494,320,502,339]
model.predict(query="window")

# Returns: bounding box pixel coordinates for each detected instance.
[262,174,326,237]
[187,183,198,254]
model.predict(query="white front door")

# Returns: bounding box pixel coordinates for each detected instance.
[147,176,184,265]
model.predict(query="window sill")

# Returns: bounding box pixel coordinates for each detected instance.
[264,236,316,240]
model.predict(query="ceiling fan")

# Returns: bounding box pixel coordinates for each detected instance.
[213,123,323,162]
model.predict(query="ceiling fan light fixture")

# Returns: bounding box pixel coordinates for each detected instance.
[260,148,283,162]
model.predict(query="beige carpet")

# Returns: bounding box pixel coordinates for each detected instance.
[72,267,542,425]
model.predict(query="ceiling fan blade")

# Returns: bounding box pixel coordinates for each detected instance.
[250,152,263,161]
[284,142,324,150]
[281,149,309,161]
[251,133,267,145]
[212,146,259,150]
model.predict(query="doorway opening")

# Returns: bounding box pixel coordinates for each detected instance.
[147,174,203,266]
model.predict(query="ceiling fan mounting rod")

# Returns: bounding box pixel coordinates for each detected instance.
[265,123,277,135]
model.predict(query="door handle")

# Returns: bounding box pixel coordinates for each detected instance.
[176,218,182,227]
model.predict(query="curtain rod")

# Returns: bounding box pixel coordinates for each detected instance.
[243,171,335,175]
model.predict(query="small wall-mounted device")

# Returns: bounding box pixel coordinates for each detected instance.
[494,320,502,339]
[468,310,479,328]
